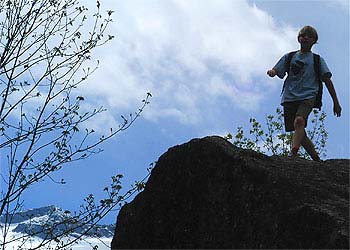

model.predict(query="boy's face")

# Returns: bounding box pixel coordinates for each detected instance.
[298,33,316,47]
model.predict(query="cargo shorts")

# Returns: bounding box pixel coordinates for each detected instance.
[282,98,315,132]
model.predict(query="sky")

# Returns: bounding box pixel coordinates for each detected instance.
[18,0,349,224]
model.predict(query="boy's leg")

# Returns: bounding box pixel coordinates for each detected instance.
[291,116,306,155]
[301,136,321,161]
[291,98,319,159]
[283,102,299,155]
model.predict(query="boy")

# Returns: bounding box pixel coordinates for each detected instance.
[267,25,342,161]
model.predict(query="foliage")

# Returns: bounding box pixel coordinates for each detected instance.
[225,107,328,160]
[0,0,151,249]
[4,167,154,250]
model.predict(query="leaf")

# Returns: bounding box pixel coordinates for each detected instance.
[224,133,233,140]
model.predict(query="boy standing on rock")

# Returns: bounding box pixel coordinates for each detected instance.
[267,25,342,161]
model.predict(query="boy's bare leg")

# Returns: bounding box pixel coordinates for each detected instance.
[291,115,321,161]
[301,136,321,161]
[291,116,306,155]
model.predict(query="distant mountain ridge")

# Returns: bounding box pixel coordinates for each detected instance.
[0,205,62,224]
[1,205,114,239]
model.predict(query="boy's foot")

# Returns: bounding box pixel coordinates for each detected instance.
[288,152,322,162]
[311,155,322,162]
[289,147,299,158]
[291,146,299,155]
[309,151,322,162]
[288,151,299,158]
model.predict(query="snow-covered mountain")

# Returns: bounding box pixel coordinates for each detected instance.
[0,205,114,249]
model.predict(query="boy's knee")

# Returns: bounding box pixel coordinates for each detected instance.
[294,116,305,128]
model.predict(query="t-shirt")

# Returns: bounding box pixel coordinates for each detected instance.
[273,51,331,104]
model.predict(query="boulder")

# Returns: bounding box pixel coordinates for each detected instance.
[111,136,349,249]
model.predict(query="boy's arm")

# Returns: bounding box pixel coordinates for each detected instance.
[267,68,278,77]
[267,54,288,78]
[323,77,342,117]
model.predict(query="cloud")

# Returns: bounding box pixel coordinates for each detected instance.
[330,0,350,11]
[81,0,297,127]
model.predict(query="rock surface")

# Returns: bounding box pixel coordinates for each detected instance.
[111,136,349,249]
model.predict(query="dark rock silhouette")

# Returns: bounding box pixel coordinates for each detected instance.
[111,136,349,249]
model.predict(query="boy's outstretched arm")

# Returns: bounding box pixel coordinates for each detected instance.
[323,77,342,117]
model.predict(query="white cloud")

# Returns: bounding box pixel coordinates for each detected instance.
[81,0,297,127]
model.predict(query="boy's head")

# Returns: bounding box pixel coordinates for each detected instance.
[298,26,318,45]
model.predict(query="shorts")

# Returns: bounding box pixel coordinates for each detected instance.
[282,98,315,132]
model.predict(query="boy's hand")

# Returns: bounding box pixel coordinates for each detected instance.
[267,69,277,77]
[334,102,342,117]
[323,78,342,117]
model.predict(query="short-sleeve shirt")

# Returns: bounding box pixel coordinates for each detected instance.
[273,51,332,104]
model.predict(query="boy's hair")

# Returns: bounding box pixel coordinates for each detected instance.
[298,25,318,43]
